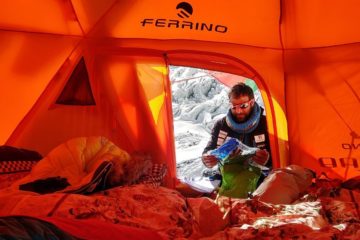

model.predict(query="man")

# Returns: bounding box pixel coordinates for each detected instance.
[202,82,271,197]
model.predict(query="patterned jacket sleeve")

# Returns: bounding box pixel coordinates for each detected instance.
[202,119,222,154]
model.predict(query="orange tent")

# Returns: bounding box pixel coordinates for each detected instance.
[1,0,360,186]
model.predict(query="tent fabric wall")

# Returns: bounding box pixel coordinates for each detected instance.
[286,45,360,179]
[6,51,176,185]
[1,0,360,183]
[0,31,81,143]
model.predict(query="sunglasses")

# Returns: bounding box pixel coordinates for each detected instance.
[230,100,253,110]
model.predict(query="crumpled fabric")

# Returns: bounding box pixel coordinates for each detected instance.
[0,216,77,240]
[7,136,130,194]
[252,165,314,204]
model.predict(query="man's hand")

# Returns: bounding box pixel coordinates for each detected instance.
[202,153,218,168]
[252,149,269,166]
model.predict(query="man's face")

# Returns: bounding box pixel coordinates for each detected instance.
[229,95,254,122]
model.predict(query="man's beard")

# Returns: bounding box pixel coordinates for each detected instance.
[232,107,253,123]
[234,114,246,122]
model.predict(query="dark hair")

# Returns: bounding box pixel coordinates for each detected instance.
[228,82,254,99]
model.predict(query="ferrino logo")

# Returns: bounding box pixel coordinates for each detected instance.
[140,2,228,34]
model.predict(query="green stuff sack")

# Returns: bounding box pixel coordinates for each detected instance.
[218,160,261,198]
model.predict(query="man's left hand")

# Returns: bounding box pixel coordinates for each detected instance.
[252,149,269,166]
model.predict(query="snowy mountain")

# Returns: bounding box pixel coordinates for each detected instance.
[170,66,228,182]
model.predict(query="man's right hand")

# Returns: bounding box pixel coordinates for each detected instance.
[202,154,218,168]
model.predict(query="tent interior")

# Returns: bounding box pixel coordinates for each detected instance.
[1,0,360,239]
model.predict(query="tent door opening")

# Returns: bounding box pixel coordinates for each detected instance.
[169,65,266,193]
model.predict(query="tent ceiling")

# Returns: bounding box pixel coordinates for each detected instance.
[1,1,359,48]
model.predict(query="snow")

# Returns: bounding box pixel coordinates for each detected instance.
[170,66,228,180]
